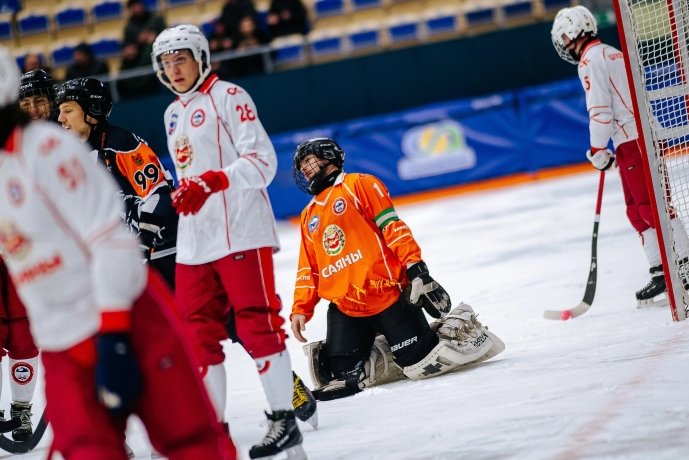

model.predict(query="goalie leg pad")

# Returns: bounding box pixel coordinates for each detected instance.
[362,335,406,387]
[303,335,406,391]
[302,340,332,389]
[432,302,503,364]
[402,338,490,380]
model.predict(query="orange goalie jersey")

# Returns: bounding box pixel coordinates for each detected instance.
[292,173,423,321]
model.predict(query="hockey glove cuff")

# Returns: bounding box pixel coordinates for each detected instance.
[96,332,143,418]
[404,261,452,318]
[172,170,230,216]
[586,148,615,171]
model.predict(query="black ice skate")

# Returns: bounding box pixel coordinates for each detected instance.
[292,372,318,430]
[636,264,667,308]
[249,410,306,460]
[10,402,32,442]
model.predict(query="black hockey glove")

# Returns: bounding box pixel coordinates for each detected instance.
[403,261,451,319]
[139,211,178,248]
[96,333,143,418]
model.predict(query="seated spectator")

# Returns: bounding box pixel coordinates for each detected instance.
[228,15,269,78]
[208,19,233,77]
[65,43,109,80]
[22,52,52,75]
[124,0,166,46]
[118,0,167,97]
[267,0,308,39]
[220,0,257,39]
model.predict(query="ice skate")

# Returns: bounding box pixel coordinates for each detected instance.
[292,372,318,430]
[125,442,135,459]
[249,410,306,460]
[10,402,32,442]
[636,264,668,308]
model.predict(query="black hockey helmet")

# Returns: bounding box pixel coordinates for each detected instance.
[293,138,345,195]
[19,69,55,102]
[55,78,113,121]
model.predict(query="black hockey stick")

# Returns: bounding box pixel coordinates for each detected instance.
[0,408,48,454]
[544,171,605,320]
[0,417,21,433]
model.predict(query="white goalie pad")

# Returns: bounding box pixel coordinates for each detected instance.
[402,338,490,380]
[433,302,505,365]
[303,340,330,389]
[302,335,406,390]
[364,335,406,387]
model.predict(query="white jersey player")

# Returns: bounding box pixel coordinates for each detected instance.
[0,45,235,460]
[551,5,689,306]
[152,24,314,459]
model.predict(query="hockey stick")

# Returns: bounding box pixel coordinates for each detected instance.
[0,417,21,433]
[544,171,605,320]
[0,407,48,454]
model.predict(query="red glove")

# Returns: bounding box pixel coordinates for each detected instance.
[172,170,230,215]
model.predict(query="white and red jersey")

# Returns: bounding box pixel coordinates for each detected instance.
[578,39,638,150]
[163,74,279,264]
[0,122,146,352]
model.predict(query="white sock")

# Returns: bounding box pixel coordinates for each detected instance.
[9,357,38,403]
[203,363,227,422]
[670,217,689,259]
[641,228,661,267]
[255,351,293,412]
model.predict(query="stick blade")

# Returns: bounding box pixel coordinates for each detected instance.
[543,301,592,320]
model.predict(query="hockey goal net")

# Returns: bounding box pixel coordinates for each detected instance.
[615,0,689,320]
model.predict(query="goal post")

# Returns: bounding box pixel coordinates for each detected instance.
[614,0,689,320]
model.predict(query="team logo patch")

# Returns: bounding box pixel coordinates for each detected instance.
[191,109,206,127]
[174,135,193,171]
[0,221,31,260]
[322,224,346,256]
[7,179,24,206]
[168,113,178,135]
[332,198,347,215]
[308,215,320,232]
[11,361,34,385]
[132,152,144,166]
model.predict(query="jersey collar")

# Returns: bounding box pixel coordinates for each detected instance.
[199,74,219,94]
[176,74,220,104]
[580,38,601,61]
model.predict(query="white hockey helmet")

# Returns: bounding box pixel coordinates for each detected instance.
[0,46,21,109]
[152,24,211,96]
[551,5,598,64]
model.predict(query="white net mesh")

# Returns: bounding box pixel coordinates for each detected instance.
[618,0,689,320]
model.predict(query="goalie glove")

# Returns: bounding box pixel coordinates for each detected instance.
[403,261,451,318]
[586,148,614,171]
[172,170,230,216]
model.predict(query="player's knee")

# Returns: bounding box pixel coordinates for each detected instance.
[234,307,287,357]
[390,327,439,368]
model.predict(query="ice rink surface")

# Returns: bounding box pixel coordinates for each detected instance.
[3,169,689,460]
